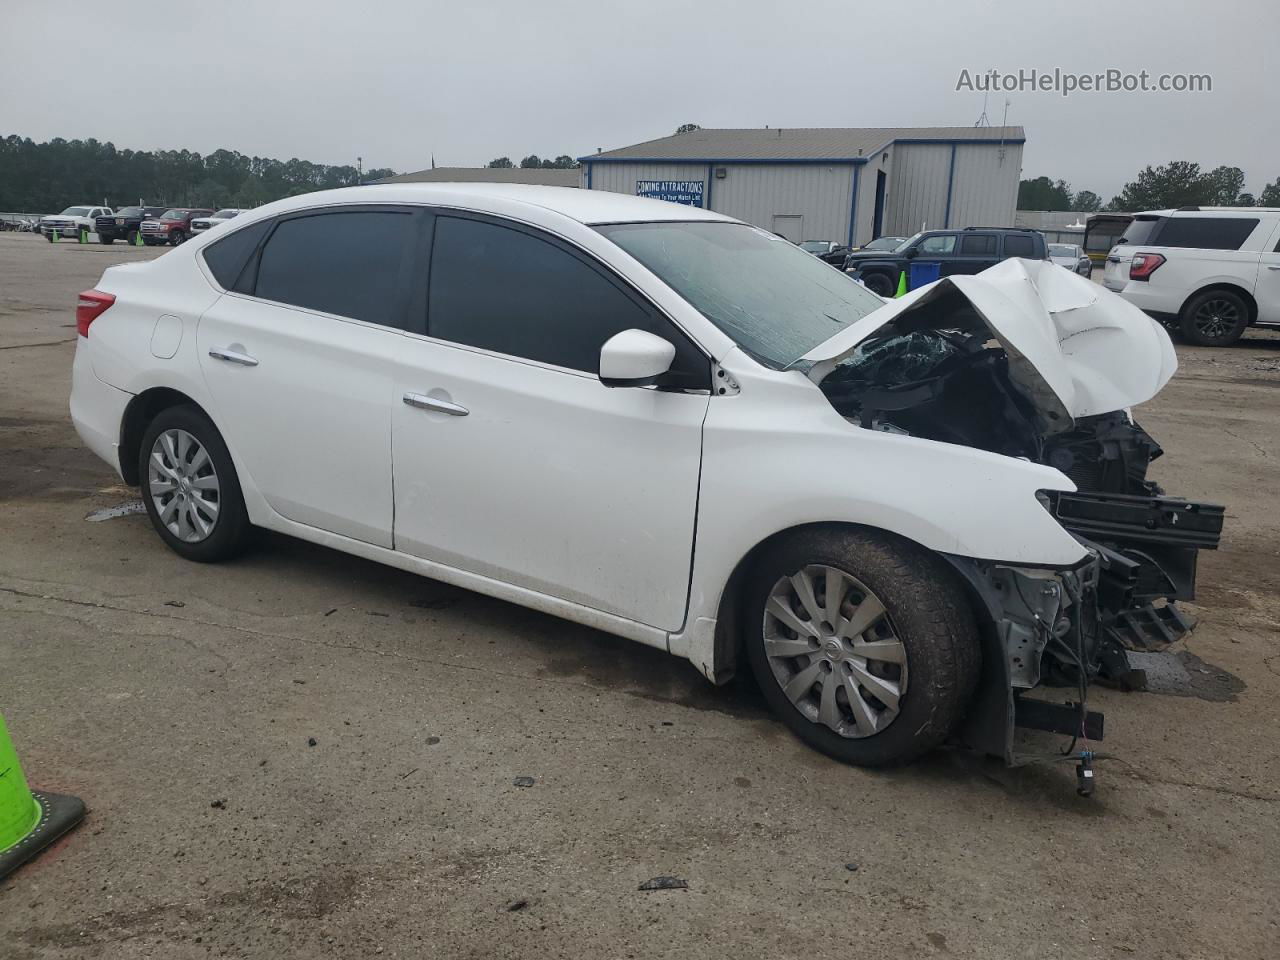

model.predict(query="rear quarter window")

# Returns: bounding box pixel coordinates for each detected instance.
[1119,217,1165,246]
[1153,217,1259,251]
[202,219,272,290]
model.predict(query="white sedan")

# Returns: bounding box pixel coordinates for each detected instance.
[69,184,1214,770]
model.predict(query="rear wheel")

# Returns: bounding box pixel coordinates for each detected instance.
[1180,289,1249,346]
[138,405,252,563]
[745,528,980,767]
[861,271,896,297]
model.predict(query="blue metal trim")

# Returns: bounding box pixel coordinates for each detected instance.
[585,161,592,189]
[705,163,713,209]
[943,144,957,228]
[847,164,860,247]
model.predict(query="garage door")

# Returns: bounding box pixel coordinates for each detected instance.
[771,215,803,243]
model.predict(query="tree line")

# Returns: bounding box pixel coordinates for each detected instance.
[486,155,579,169]
[1019,161,1280,213]
[0,134,397,212]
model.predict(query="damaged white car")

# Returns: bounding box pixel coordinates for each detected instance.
[68,186,1222,779]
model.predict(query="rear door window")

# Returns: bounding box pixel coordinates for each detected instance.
[1153,217,1259,251]
[959,234,997,256]
[1002,234,1035,258]
[252,210,416,328]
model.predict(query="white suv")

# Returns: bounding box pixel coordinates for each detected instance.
[1103,207,1280,346]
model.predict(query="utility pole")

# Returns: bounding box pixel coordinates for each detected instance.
[356,156,363,186]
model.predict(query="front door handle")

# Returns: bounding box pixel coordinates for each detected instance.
[208,347,259,367]
[1267,265,1280,271]
[403,392,468,416]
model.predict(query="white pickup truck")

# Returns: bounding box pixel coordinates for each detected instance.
[38,205,113,241]
[1103,206,1280,346]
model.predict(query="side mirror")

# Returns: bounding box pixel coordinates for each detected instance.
[904,246,919,259]
[599,329,676,388]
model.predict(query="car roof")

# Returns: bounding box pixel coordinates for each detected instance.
[257,183,737,226]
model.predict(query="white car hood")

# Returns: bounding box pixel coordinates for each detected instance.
[797,258,1178,432]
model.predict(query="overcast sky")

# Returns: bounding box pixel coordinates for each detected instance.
[2,0,1275,199]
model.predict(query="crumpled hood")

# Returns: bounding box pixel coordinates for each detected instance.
[795,258,1178,432]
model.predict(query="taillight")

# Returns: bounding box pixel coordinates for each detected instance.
[1129,253,1166,281]
[76,289,116,337]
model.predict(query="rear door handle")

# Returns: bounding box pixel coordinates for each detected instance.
[1267,265,1280,271]
[208,348,259,367]
[403,392,468,416]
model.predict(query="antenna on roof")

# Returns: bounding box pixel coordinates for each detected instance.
[998,99,1010,165]
[975,92,990,127]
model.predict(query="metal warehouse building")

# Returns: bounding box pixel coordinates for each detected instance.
[579,126,1024,246]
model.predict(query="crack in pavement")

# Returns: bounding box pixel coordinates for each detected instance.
[0,337,75,350]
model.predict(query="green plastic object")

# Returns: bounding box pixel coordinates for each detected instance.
[895,270,908,298]
[0,714,41,851]
[0,713,84,879]
[79,227,88,244]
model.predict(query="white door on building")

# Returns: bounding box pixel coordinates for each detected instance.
[771,215,803,242]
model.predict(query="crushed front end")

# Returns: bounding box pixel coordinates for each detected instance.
[800,260,1225,769]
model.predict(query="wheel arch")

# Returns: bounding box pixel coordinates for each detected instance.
[1179,282,1258,326]
[119,387,211,485]
[708,520,983,684]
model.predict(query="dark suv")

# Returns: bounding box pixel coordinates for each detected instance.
[95,206,170,245]
[844,227,1048,296]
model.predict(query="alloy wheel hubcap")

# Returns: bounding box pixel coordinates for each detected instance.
[763,565,907,739]
[148,428,220,543]
[1195,299,1239,339]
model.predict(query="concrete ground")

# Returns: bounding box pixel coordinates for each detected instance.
[1,233,1277,958]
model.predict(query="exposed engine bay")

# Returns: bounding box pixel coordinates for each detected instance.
[797,260,1225,775]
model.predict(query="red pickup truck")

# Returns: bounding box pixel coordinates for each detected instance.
[139,208,214,247]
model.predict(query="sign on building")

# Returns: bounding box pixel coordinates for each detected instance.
[636,180,705,206]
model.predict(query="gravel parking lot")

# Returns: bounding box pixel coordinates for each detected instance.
[1,233,1277,959]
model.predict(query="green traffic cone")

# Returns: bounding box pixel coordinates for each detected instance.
[79,227,88,244]
[48,229,57,243]
[134,229,143,247]
[0,712,84,880]
[895,270,908,298]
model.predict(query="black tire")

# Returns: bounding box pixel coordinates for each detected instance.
[98,234,114,245]
[170,230,186,246]
[1179,289,1250,346]
[861,271,896,297]
[45,232,54,243]
[138,405,252,563]
[744,527,980,767]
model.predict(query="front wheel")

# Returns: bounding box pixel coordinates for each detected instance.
[861,271,896,297]
[170,230,186,246]
[745,528,980,767]
[139,405,252,563]
[1179,289,1249,346]
[98,235,113,245]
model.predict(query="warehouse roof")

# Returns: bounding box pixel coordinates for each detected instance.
[583,126,1026,163]
[376,166,580,187]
